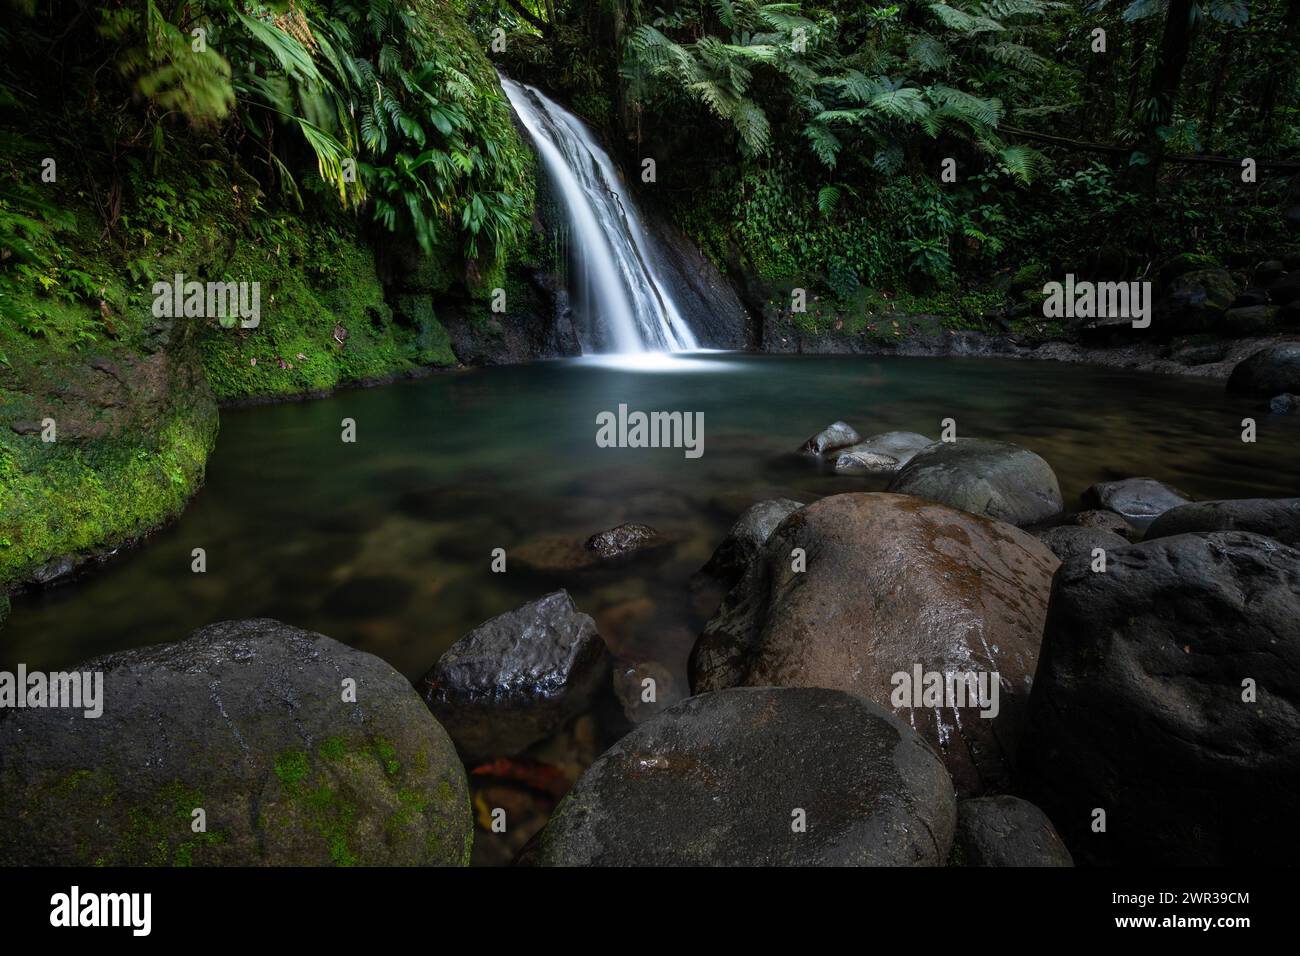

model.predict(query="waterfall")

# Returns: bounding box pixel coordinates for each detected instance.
[499,75,699,354]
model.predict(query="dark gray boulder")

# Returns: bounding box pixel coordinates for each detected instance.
[1223,305,1279,334]
[831,431,933,476]
[528,687,956,866]
[1254,260,1286,286]
[1270,270,1300,305]
[1035,525,1128,564]
[952,796,1073,867]
[1019,532,1300,865]
[0,619,472,866]
[799,420,861,456]
[1145,498,1300,548]
[1082,476,1190,530]
[1069,509,1137,539]
[420,591,609,761]
[699,497,804,586]
[1227,342,1300,397]
[1161,268,1239,332]
[888,438,1064,526]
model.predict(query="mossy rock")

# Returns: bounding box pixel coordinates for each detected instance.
[0,343,218,589]
[1160,252,1222,286]
[0,619,472,866]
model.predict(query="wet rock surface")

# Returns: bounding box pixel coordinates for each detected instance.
[1069,508,1137,539]
[420,591,609,761]
[528,687,956,866]
[799,420,861,456]
[830,431,933,476]
[584,522,660,560]
[1082,476,1190,530]
[0,618,471,866]
[952,796,1073,867]
[1035,525,1128,564]
[1019,532,1300,865]
[1226,342,1300,397]
[1145,497,1300,548]
[698,497,804,587]
[888,438,1064,526]
[690,492,1059,794]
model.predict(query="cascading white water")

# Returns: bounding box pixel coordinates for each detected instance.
[499,75,698,354]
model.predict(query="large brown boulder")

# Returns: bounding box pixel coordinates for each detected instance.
[689,492,1059,794]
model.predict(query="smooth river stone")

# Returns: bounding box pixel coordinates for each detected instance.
[690,492,1059,794]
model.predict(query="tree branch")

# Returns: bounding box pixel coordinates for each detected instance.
[505,0,550,35]
[999,125,1300,172]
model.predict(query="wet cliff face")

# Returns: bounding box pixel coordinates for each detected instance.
[636,200,755,350]
[502,83,756,355]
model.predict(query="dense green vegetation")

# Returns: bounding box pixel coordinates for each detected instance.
[482,0,1299,335]
[2,0,1298,591]
[0,0,537,587]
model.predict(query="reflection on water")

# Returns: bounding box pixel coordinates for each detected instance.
[3,353,1298,860]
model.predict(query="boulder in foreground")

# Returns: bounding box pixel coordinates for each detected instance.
[1020,532,1300,865]
[0,619,472,866]
[528,687,956,866]
[420,590,608,761]
[691,492,1059,794]
[952,796,1073,867]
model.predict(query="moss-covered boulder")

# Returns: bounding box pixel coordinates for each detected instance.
[0,619,472,866]
[1160,268,1240,332]
[0,337,218,590]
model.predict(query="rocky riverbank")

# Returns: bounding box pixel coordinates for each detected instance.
[5,341,1297,866]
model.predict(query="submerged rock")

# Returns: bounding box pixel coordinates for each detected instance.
[887,438,1064,526]
[1082,476,1190,530]
[0,619,471,866]
[612,660,681,723]
[1226,342,1300,397]
[1269,393,1300,414]
[420,591,609,761]
[798,420,861,456]
[699,497,804,586]
[528,687,956,866]
[952,796,1073,867]
[830,431,933,476]
[515,523,669,577]
[1020,532,1300,865]
[690,492,1059,794]
[1145,497,1300,548]
[584,522,660,560]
